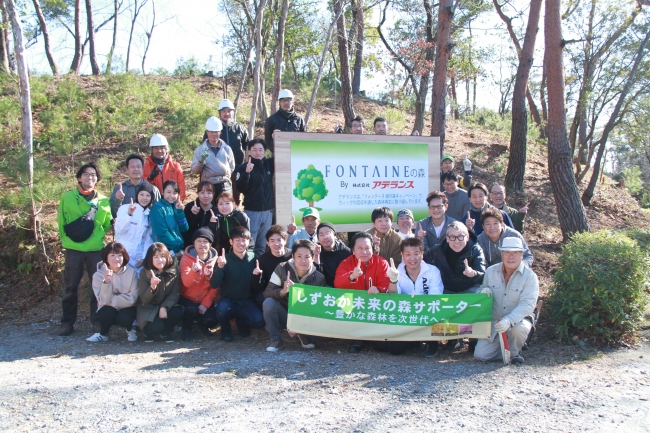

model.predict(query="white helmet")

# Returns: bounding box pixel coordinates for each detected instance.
[205,116,223,132]
[278,89,294,100]
[149,133,168,147]
[218,99,235,111]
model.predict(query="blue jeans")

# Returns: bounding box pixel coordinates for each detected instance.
[215,298,265,333]
[245,209,273,256]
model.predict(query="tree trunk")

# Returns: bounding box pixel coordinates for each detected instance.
[540,63,548,124]
[234,35,254,112]
[271,0,289,113]
[0,4,9,74]
[85,0,100,75]
[414,0,435,134]
[351,0,363,95]
[5,0,50,291]
[544,0,590,240]
[105,0,119,74]
[333,0,355,129]
[141,0,156,74]
[126,0,147,73]
[504,0,542,192]
[450,74,459,120]
[248,0,269,137]
[431,0,454,154]
[305,6,343,126]
[582,27,650,205]
[31,0,58,76]
[69,0,82,73]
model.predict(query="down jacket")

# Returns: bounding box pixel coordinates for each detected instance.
[424,232,486,293]
[179,246,218,308]
[264,260,326,309]
[92,263,139,311]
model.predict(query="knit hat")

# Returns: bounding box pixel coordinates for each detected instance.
[397,209,414,221]
[317,222,336,236]
[135,182,155,208]
[192,227,214,244]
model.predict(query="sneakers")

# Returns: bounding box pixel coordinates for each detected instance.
[348,341,364,353]
[296,334,315,349]
[220,331,233,342]
[144,335,155,343]
[238,324,251,338]
[127,329,138,342]
[162,334,174,343]
[511,355,525,364]
[86,333,109,342]
[59,323,74,336]
[422,341,438,358]
[266,340,283,352]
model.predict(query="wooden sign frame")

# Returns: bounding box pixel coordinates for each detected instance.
[274,132,441,232]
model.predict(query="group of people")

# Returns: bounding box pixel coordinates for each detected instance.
[56,89,538,363]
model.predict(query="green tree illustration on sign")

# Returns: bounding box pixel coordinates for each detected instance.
[293,164,328,208]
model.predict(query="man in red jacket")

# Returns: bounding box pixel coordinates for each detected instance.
[334,232,391,353]
[143,133,187,201]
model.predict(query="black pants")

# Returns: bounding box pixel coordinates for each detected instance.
[142,306,183,337]
[96,306,136,335]
[61,249,102,326]
[372,341,415,355]
[179,297,218,329]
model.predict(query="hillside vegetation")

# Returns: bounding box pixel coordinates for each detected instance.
[0,73,648,325]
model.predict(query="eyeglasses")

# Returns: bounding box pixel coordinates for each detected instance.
[442,182,457,187]
[81,172,97,178]
[351,124,364,129]
[447,235,466,241]
[490,191,505,196]
[428,205,445,210]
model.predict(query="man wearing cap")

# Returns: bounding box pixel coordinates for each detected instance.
[287,207,320,248]
[440,155,472,190]
[218,99,249,205]
[396,209,415,240]
[474,237,539,364]
[109,154,161,218]
[143,133,187,201]
[489,183,529,234]
[314,222,351,287]
[477,207,533,268]
[191,117,236,199]
[265,89,306,152]
[417,191,456,251]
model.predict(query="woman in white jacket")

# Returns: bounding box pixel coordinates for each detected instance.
[115,182,155,274]
[86,242,139,342]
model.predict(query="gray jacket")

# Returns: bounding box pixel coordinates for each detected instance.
[477,226,533,268]
[191,139,236,184]
[444,188,471,221]
[418,214,456,251]
[109,179,161,218]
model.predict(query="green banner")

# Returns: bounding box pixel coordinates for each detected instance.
[287,284,493,341]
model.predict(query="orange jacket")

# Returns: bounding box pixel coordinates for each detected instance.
[179,246,218,308]
[143,155,187,201]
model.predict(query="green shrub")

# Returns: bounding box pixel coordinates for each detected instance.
[547,230,649,344]
[624,229,650,255]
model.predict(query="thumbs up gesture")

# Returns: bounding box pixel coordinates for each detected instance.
[191,199,200,215]
[252,260,262,276]
[387,258,399,283]
[115,183,125,200]
[245,155,254,173]
[149,269,161,290]
[465,211,475,231]
[350,259,363,280]
[217,248,227,268]
[127,197,137,216]
[519,201,531,214]
[287,214,297,234]
[209,209,218,223]
[191,255,202,273]
[102,262,113,283]
[175,199,184,210]
[417,222,426,240]
[367,277,379,294]
[281,278,294,295]
[463,258,477,278]
[372,232,381,248]
[463,154,472,171]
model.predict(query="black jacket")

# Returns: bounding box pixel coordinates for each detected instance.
[235,157,274,212]
[424,232,486,293]
[251,250,292,296]
[316,240,352,287]
[221,122,249,166]
[214,209,250,252]
[264,108,306,152]
[183,202,218,248]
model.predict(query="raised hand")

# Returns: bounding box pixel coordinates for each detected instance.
[191,255,202,273]
[150,269,161,290]
[210,209,218,223]
[245,155,254,173]
[463,154,472,171]
[372,233,381,248]
[350,259,363,281]
[191,199,200,215]
[281,278,294,295]
[217,248,227,268]
[519,201,531,214]
[367,277,379,294]
[465,211,475,231]
[175,200,184,210]
[417,222,426,240]
[102,263,113,283]
[287,214,297,234]
[411,130,420,136]
[252,260,262,276]
[463,258,477,278]
[387,258,399,283]
[128,197,137,215]
[115,183,125,200]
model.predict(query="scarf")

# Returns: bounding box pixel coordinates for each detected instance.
[151,154,168,166]
[77,184,97,201]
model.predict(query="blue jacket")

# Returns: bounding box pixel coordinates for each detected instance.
[150,199,188,254]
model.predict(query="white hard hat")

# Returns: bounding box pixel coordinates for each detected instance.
[218,99,235,111]
[205,116,223,132]
[278,89,294,100]
[149,133,168,147]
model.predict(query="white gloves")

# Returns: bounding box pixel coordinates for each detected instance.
[480,287,492,297]
[388,258,399,283]
[463,155,472,171]
[494,318,511,333]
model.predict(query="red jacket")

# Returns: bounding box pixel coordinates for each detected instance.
[179,246,218,308]
[143,155,187,201]
[334,254,390,293]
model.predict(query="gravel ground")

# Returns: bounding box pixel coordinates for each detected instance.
[0,320,649,433]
